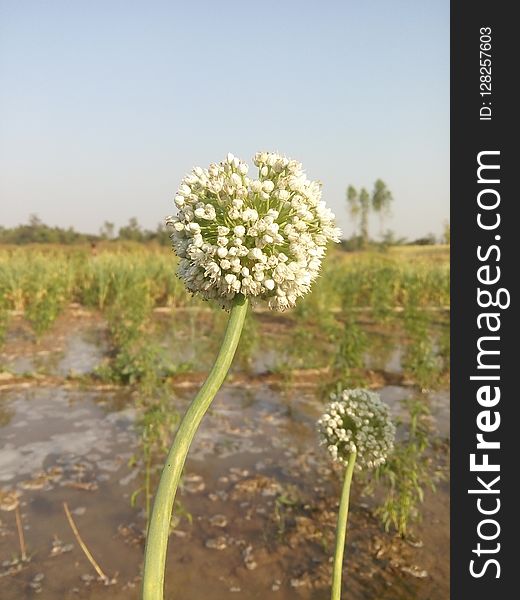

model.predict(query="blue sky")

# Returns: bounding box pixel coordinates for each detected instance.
[0,0,449,240]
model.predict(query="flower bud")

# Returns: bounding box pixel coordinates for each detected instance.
[317,389,395,471]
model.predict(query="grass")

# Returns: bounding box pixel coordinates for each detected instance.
[0,243,450,392]
[0,244,448,310]
[0,243,450,391]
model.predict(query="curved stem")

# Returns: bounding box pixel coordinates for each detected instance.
[142,296,249,600]
[331,452,357,600]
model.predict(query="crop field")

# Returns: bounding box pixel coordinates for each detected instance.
[0,243,449,599]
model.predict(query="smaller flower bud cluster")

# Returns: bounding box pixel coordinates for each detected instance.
[317,389,395,471]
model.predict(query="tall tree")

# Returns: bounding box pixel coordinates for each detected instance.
[346,186,371,247]
[346,185,360,236]
[359,188,371,247]
[119,217,143,242]
[346,179,395,246]
[371,179,393,235]
[100,221,115,240]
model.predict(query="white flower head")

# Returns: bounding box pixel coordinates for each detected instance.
[167,152,341,310]
[317,389,396,471]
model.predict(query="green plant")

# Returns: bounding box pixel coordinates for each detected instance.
[22,256,73,337]
[0,299,8,346]
[370,397,438,536]
[402,298,442,389]
[439,318,450,374]
[286,324,326,369]
[331,318,367,388]
[273,486,300,539]
[234,306,259,372]
[131,395,180,522]
[170,499,193,531]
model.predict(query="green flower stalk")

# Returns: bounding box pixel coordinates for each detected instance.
[331,450,356,600]
[317,389,395,600]
[142,152,340,600]
[142,295,248,598]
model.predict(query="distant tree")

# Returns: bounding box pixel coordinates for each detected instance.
[381,229,407,246]
[359,188,371,247]
[0,214,175,246]
[346,186,369,246]
[346,180,394,247]
[100,221,115,240]
[0,215,94,245]
[340,235,364,252]
[28,213,44,228]
[118,217,143,242]
[153,222,171,246]
[371,179,394,235]
[409,233,437,246]
[346,185,360,237]
[62,227,77,244]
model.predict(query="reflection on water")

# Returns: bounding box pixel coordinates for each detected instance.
[0,321,107,377]
[0,388,135,483]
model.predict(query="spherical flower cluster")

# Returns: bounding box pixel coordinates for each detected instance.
[317,389,396,471]
[166,152,341,310]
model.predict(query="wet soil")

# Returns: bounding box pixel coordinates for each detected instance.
[0,309,449,599]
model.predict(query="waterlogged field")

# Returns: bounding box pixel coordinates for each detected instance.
[0,244,449,599]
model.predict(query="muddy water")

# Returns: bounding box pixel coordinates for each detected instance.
[0,315,449,599]
[0,314,107,377]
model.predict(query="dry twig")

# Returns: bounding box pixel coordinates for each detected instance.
[14,505,27,561]
[63,502,110,584]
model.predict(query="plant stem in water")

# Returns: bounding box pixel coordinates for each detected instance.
[142,295,248,600]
